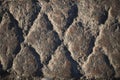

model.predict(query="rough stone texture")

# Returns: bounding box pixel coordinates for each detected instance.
[8,0,40,35]
[64,22,93,66]
[96,21,120,78]
[13,44,39,77]
[0,0,120,80]
[45,0,78,40]
[43,45,71,79]
[82,47,114,79]
[0,12,20,70]
[26,13,61,64]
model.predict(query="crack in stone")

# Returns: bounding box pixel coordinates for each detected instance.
[96,9,116,77]
[26,13,61,66]
[0,10,40,77]
[63,4,78,35]
[42,13,53,30]
[98,9,109,25]
[87,36,96,56]
[25,1,41,36]
[101,48,116,78]
[85,7,111,58]
[23,43,43,77]
[43,13,62,65]
[7,11,24,69]
[42,14,73,69]
[63,44,82,79]
[0,9,24,78]
[83,30,100,66]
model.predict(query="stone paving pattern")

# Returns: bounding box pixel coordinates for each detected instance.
[0,0,120,80]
